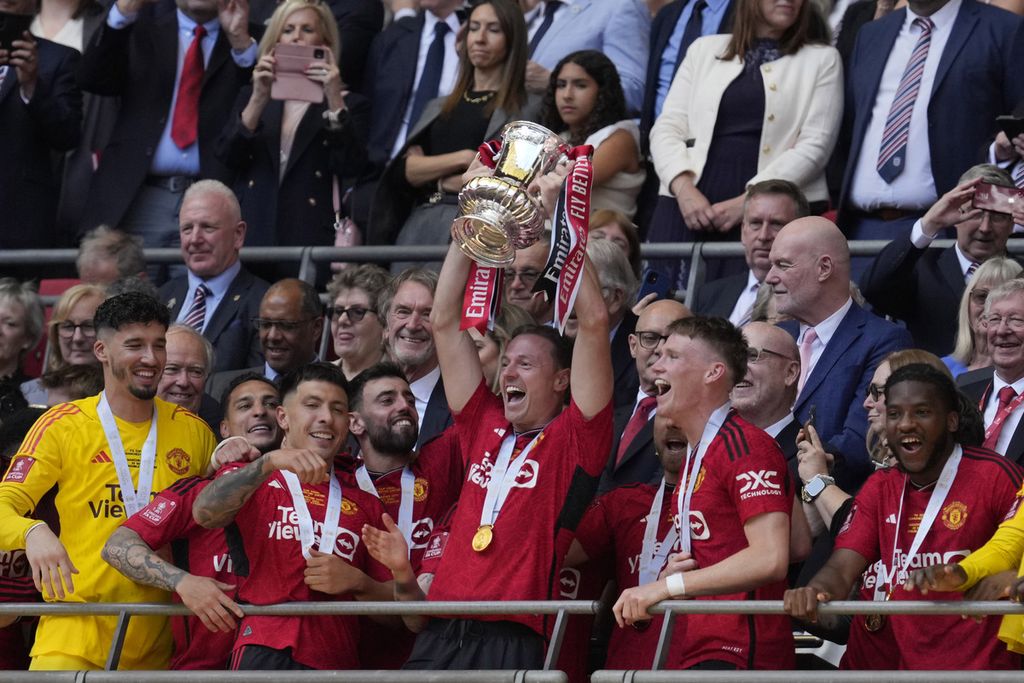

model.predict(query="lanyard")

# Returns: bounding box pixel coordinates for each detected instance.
[676,403,731,554]
[478,430,543,529]
[281,466,343,560]
[886,446,962,590]
[639,479,679,585]
[355,465,416,554]
[96,392,158,518]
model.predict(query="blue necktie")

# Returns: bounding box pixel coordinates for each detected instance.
[877,18,933,183]
[528,1,562,57]
[409,21,450,133]
[675,0,708,71]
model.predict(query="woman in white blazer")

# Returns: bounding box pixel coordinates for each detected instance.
[647,0,842,284]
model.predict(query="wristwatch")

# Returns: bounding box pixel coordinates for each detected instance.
[801,474,836,503]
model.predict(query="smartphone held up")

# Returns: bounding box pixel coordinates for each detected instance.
[271,43,332,104]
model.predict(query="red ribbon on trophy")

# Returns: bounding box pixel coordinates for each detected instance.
[460,141,506,333]
[533,145,593,334]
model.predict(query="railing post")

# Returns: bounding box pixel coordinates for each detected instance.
[104,610,131,670]
[651,608,674,671]
[683,243,704,309]
[542,608,569,670]
[298,246,317,284]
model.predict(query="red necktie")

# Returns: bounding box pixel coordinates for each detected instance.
[171,25,207,149]
[616,396,657,465]
[983,386,1018,451]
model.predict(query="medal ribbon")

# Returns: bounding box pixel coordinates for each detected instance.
[676,403,731,554]
[281,466,343,560]
[883,445,962,595]
[96,392,158,518]
[534,145,594,334]
[478,430,544,530]
[355,465,416,555]
[639,479,680,585]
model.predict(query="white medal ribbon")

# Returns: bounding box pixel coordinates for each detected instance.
[676,403,731,555]
[639,478,680,585]
[884,445,962,593]
[478,430,543,529]
[96,392,158,518]
[281,466,343,560]
[355,465,416,556]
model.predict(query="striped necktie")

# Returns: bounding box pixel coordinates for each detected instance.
[877,18,933,183]
[182,284,210,331]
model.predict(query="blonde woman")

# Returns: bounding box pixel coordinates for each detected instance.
[944,257,1023,378]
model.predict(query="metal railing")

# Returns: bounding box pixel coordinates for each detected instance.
[3,599,1024,675]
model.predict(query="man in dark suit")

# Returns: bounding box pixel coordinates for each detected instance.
[767,217,912,490]
[0,11,82,257]
[588,239,640,410]
[861,164,1017,355]
[363,0,462,167]
[159,181,268,374]
[833,0,1024,266]
[598,298,690,495]
[206,278,323,403]
[76,0,257,254]
[693,179,808,322]
[958,279,1024,464]
[380,268,451,448]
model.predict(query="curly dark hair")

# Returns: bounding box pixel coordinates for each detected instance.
[93,292,170,334]
[883,363,983,447]
[348,362,407,411]
[540,50,627,146]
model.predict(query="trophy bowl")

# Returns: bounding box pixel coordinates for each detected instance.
[451,121,567,268]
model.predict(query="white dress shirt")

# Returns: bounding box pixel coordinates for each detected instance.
[798,297,853,381]
[847,0,962,211]
[409,365,442,426]
[764,412,796,439]
[727,271,761,326]
[985,374,1024,456]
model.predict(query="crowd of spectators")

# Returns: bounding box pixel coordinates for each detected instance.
[2,0,1024,676]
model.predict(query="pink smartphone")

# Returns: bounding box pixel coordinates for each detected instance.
[271,43,330,104]
[972,182,1023,216]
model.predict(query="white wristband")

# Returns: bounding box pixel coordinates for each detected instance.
[666,572,686,598]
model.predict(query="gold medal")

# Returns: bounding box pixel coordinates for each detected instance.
[863,613,886,632]
[472,525,494,552]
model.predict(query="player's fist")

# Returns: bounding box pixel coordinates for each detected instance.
[783,586,830,623]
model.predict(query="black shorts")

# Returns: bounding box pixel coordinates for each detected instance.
[230,645,312,671]
[403,618,545,670]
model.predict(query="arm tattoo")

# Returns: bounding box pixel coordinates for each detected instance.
[102,527,186,593]
[192,455,270,529]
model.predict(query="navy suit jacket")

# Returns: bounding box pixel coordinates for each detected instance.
[834,0,1024,214]
[418,377,453,450]
[959,367,1024,465]
[860,234,977,355]
[781,303,912,490]
[363,13,425,168]
[597,402,661,495]
[160,266,269,374]
[693,271,748,319]
[611,312,640,411]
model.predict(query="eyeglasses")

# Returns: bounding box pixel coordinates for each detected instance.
[984,314,1024,331]
[252,317,318,333]
[746,346,795,363]
[55,321,96,339]
[866,383,883,401]
[504,269,541,286]
[634,331,667,349]
[163,364,208,381]
[329,306,375,323]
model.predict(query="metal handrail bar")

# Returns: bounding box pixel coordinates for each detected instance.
[4,672,569,682]
[590,672,1024,682]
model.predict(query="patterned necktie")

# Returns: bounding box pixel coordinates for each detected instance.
[1012,161,1024,190]
[182,284,210,332]
[797,328,818,394]
[528,1,562,57]
[965,262,979,283]
[616,396,658,465]
[877,18,933,183]
[983,386,1018,451]
[171,25,207,149]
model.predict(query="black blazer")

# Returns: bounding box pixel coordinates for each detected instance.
[773,417,801,488]
[77,11,256,231]
[417,377,453,450]
[597,402,661,496]
[859,234,972,355]
[216,89,370,259]
[160,266,269,373]
[611,312,640,411]
[959,367,1024,465]
[0,38,82,247]
[693,271,749,319]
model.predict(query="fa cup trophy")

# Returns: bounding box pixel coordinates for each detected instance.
[450,121,568,268]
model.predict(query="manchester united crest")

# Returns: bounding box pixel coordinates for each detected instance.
[413,477,429,502]
[341,499,359,515]
[941,501,968,531]
[165,448,190,475]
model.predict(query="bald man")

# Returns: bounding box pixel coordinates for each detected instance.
[597,298,691,494]
[765,217,910,490]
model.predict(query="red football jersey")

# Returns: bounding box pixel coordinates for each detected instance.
[835,446,1023,670]
[426,381,613,636]
[575,482,675,669]
[0,547,36,670]
[668,412,794,670]
[223,465,391,670]
[122,476,243,670]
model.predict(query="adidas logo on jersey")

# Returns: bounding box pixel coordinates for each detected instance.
[91,451,112,464]
[885,513,898,524]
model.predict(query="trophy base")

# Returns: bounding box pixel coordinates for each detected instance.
[452,176,545,269]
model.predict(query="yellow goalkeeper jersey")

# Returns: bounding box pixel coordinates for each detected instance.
[960,482,1024,655]
[0,395,216,669]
